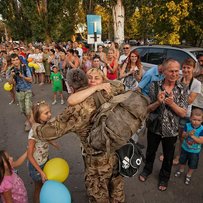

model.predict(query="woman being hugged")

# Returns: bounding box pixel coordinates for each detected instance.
[28,101,59,203]
[120,50,143,91]
[0,150,28,203]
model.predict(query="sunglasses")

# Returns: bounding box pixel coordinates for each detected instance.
[123,47,130,49]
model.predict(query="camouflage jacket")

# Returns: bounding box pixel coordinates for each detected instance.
[34,80,125,154]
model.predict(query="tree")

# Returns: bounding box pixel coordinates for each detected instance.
[180,0,203,46]
[0,0,80,42]
[94,5,112,40]
[0,0,32,41]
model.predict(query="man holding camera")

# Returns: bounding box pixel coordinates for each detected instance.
[9,53,32,132]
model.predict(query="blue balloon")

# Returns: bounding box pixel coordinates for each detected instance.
[40,180,71,203]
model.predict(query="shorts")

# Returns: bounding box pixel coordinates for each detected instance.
[179,117,190,129]
[179,148,199,169]
[16,90,32,116]
[52,84,63,92]
[28,161,47,182]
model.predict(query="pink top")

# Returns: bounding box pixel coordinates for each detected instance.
[0,171,28,203]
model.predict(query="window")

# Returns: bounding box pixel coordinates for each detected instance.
[147,48,166,65]
[167,49,190,65]
[136,48,148,63]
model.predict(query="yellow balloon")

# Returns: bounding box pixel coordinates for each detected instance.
[33,63,40,70]
[43,158,69,182]
[28,62,35,68]
[4,82,13,91]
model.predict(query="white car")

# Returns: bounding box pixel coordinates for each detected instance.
[133,45,203,71]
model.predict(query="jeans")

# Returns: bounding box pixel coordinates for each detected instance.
[143,130,177,183]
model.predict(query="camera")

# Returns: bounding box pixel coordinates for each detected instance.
[12,68,21,76]
[135,70,139,75]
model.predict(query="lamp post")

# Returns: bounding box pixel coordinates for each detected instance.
[94,22,97,52]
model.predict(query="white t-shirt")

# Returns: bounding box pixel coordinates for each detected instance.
[28,129,49,165]
[186,78,201,117]
[118,54,128,65]
[33,53,45,73]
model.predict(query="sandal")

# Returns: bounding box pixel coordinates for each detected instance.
[139,171,149,182]
[174,170,184,177]
[173,159,179,165]
[185,175,191,185]
[158,181,168,191]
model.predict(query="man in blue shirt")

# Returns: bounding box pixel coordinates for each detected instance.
[137,65,164,96]
[9,53,33,131]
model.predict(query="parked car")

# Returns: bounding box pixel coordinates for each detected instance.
[133,45,203,71]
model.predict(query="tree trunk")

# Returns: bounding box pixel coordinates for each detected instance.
[112,0,125,44]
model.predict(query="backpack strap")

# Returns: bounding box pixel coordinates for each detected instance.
[93,91,107,108]
[181,77,194,90]
[19,65,28,77]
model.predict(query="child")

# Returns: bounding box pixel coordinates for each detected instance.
[174,108,203,185]
[28,101,59,203]
[0,150,28,203]
[50,66,64,105]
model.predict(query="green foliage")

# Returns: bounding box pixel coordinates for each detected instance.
[180,0,203,46]
[94,5,113,40]
[0,0,202,46]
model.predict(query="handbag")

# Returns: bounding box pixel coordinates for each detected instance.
[146,112,161,133]
[115,139,145,177]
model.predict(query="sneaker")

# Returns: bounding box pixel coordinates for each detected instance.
[185,175,191,185]
[174,170,184,177]
[52,100,57,105]
[39,82,44,86]
[61,100,64,105]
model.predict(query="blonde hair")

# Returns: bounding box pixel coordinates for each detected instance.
[32,101,50,123]
[86,68,108,81]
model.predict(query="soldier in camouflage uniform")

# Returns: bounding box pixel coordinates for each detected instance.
[34,68,125,203]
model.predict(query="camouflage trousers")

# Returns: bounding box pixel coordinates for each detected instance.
[16,90,32,116]
[84,152,125,203]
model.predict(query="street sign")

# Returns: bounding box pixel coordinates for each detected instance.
[87,15,102,45]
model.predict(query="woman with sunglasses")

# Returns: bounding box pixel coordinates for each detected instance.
[119,49,143,91]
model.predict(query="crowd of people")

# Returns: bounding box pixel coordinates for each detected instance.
[0,40,203,203]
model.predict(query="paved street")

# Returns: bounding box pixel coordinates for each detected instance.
[0,81,203,203]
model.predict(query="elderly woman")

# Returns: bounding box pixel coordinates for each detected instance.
[34,68,126,202]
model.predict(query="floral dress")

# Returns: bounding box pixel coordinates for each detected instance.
[0,170,28,203]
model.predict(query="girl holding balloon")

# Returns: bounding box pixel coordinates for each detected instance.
[27,101,59,203]
[5,56,16,105]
